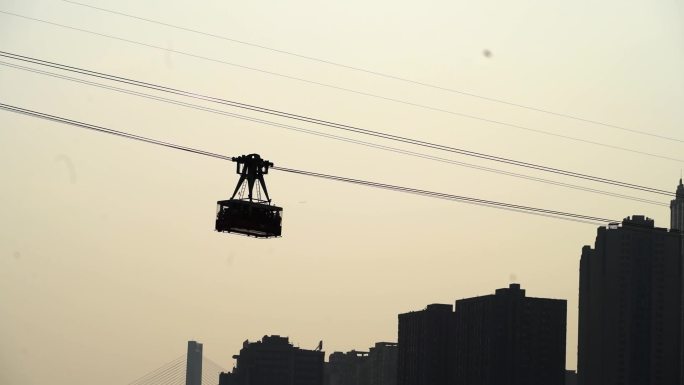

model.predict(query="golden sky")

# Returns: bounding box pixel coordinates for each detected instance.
[1,0,683,384]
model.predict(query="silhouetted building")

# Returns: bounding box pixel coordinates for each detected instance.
[397,304,456,385]
[453,284,566,385]
[671,180,684,385]
[186,341,203,385]
[578,215,683,385]
[368,342,397,385]
[671,178,684,231]
[670,178,684,385]
[565,370,577,385]
[325,350,369,385]
[219,335,324,385]
[324,343,397,385]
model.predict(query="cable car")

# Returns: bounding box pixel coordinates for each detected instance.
[215,154,283,238]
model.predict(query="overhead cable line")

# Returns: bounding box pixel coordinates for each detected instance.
[1,11,682,163]
[0,51,674,198]
[0,103,619,224]
[271,166,617,224]
[0,59,668,207]
[59,0,684,144]
[2,101,234,161]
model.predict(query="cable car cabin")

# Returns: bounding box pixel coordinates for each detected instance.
[216,154,283,238]
[215,199,282,238]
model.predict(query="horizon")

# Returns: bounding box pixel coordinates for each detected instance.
[1,0,683,384]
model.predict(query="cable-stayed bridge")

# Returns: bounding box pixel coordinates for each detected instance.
[126,351,227,385]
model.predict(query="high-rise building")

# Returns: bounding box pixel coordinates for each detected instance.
[325,350,370,385]
[672,180,684,385]
[578,215,683,385]
[453,284,567,385]
[671,178,684,231]
[397,303,456,385]
[186,341,203,385]
[368,342,398,385]
[219,335,324,385]
[324,343,397,385]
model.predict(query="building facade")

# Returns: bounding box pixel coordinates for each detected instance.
[185,341,203,385]
[671,180,684,385]
[324,343,397,385]
[578,215,683,385]
[671,178,684,231]
[368,342,398,385]
[219,335,324,385]
[453,284,567,385]
[325,350,370,385]
[397,304,456,385]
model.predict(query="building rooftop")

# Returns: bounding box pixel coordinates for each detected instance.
[602,215,672,233]
[623,215,654,227]
[495,283,526,297]
[399,303,453,316]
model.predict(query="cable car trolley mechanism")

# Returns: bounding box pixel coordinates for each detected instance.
[215,154,283,238]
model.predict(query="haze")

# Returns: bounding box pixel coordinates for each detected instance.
[1,0,683,384]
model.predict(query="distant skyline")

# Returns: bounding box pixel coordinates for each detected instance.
[1,1,683,385]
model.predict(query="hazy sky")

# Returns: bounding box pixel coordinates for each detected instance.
[1,0,683,384]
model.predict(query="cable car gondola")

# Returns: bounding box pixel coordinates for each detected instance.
[215,154,283,238]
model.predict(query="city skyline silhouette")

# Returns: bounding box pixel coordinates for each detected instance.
[2,1,684,384]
